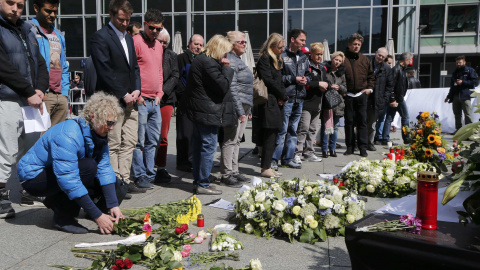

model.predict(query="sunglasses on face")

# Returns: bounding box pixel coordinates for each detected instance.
[106,121,116,127]
[145,21,163,32]
[236,40,247,45]
[158,40,168,44]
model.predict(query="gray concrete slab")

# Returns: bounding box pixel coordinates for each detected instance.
[1,116,456,270]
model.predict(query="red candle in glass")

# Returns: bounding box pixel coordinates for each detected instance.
[416,171,439,230]
[197,214,204,227]
[387,148,395,161]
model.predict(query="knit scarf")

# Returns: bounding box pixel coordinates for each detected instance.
[323,109,334,135]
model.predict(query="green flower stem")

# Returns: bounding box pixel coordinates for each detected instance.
[48,265,90,270]
[71,248,110,253]
[73,253,102,260]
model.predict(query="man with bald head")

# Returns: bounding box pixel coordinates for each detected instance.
[175,34,204,172]
[369,47,393,148]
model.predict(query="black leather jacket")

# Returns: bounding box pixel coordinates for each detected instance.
[390,63,408,103]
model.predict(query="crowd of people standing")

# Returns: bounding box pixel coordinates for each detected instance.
[1,0,479,235]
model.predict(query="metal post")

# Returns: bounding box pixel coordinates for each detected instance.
[442,41,451,88]
[417,25,427,79]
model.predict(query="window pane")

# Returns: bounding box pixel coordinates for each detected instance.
[288,0,302,9]
[59,18,83,57]
[304,10,335,53]
[392,6,416,53]
[239,13,268,52]
[339,0,370,7]
[174,15,187,49]
[304,0,335,8]
[192,14,205,38]
[175,0,186,12]
[269,12,283,36]
[193,0,204,11]
[373,0,389,5]
[287,10,302,33]
[447,5,477,33]
[270,0,283,9]
[148,0,172,13]
[131,1,142,14]
[205,14,234,40]
[86,18,97,56]
[85,0,97,14]
[240,0,267,10]
[162,15,174,50]
[337,9,370,54]
[60,1,82,14]
[371,8,388,53]
[420,5,445,35]
[206,0,235,11]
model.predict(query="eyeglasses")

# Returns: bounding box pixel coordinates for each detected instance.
[106,120,116,127]
[235,40,247,45]
[158,40,168,44]
[145,21,163,32]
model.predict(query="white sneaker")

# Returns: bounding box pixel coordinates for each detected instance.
[305,155,322,162]
[293,155,302,164]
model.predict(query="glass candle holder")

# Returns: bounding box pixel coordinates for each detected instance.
[416,171,439,230]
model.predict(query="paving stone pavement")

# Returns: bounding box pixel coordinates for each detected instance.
[1,116,454,270]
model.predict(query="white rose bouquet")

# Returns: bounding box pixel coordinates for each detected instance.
[210,231,244,252]
[233,178,365,244]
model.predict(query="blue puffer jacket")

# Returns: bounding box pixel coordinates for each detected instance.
[227,51,253,116]
[281,48,311,102]
[18,118,116,200]
[28,18,70,96]
[0,16,44,101]
[447,66,479,101]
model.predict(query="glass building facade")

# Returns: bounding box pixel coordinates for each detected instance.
[22,0,479,88]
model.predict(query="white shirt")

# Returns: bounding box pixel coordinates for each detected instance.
[109,21,129,64]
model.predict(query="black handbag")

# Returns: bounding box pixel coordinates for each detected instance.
[323,89,342,109]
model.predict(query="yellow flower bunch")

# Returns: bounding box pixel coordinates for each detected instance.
[176,196,202,224]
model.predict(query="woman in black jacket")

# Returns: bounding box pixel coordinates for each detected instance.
[256,33,288,178]
[184,35,234,195]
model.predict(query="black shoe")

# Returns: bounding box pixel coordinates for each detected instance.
[367,144,377,151]
[322,151,329,158]
[336,143,342,149]
[128,182,147,194]
[124,193,132,200]
[176,164,192,172]
[344,147,354,156]
[252,146,259,155]
[0,188,15,219]
[193,185,222,195]
[374,140,382,145]
[20,190,45,207]
[53,213,88,234]
[154,169,172,184]
[234,173,251,183]
[354,146,359,152]
[220,175,242,188]
[360,150,368,157]
[330,150,337,157]
[136,176,154,189]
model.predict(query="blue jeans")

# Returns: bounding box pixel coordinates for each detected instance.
[132,100,162,180]
[273,101,303,163]
[321,115,341,151]
[375,104,388,141]
[192,123,218,188]
[383,101,409,142]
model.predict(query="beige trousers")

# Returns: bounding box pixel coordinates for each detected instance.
[44,92,68,128]
[108,105,138,183]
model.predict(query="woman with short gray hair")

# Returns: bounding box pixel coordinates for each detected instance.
[18,92,126,234]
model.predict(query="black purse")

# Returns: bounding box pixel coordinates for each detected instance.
[323,88,342,109]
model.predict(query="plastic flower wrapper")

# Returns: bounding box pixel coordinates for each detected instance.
[211,231,244,252]
[356,214,422,234]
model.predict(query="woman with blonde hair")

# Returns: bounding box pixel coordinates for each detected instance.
[219,31,254,185]
[184,34,235,195]
[18,92,126,234]
[255,33,288,177]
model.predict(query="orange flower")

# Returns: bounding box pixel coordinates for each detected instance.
[143,213,151,222]
[427,134,436,143]
[425,148,433,157]
[434,139,442,146]
[411,144,416,149]
[421,112,429,118]
[417,129,423,135]
[425,120,434,127]
[143,231,151,238]
[437,147,445,154]
[402,126,407,135]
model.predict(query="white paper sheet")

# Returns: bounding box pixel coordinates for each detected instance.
[22,103,51,133]
[74,234,147,248]
[206,198,234,211]
[374,187,475,223]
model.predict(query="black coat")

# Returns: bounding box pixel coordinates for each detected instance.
[89,24,141,105]
[323,61,347,117]
[176,49,195,105]
[256,54,287,129]
[303,61,326,112]
[184,53,235,127]
[369,60,394,111]
[390,63,408,103]
[161,48,179,106]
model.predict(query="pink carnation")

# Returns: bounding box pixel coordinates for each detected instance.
[181,250,190,257]
[183,244,192,252]
[142,223,152,232]
[194,236,204,244]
